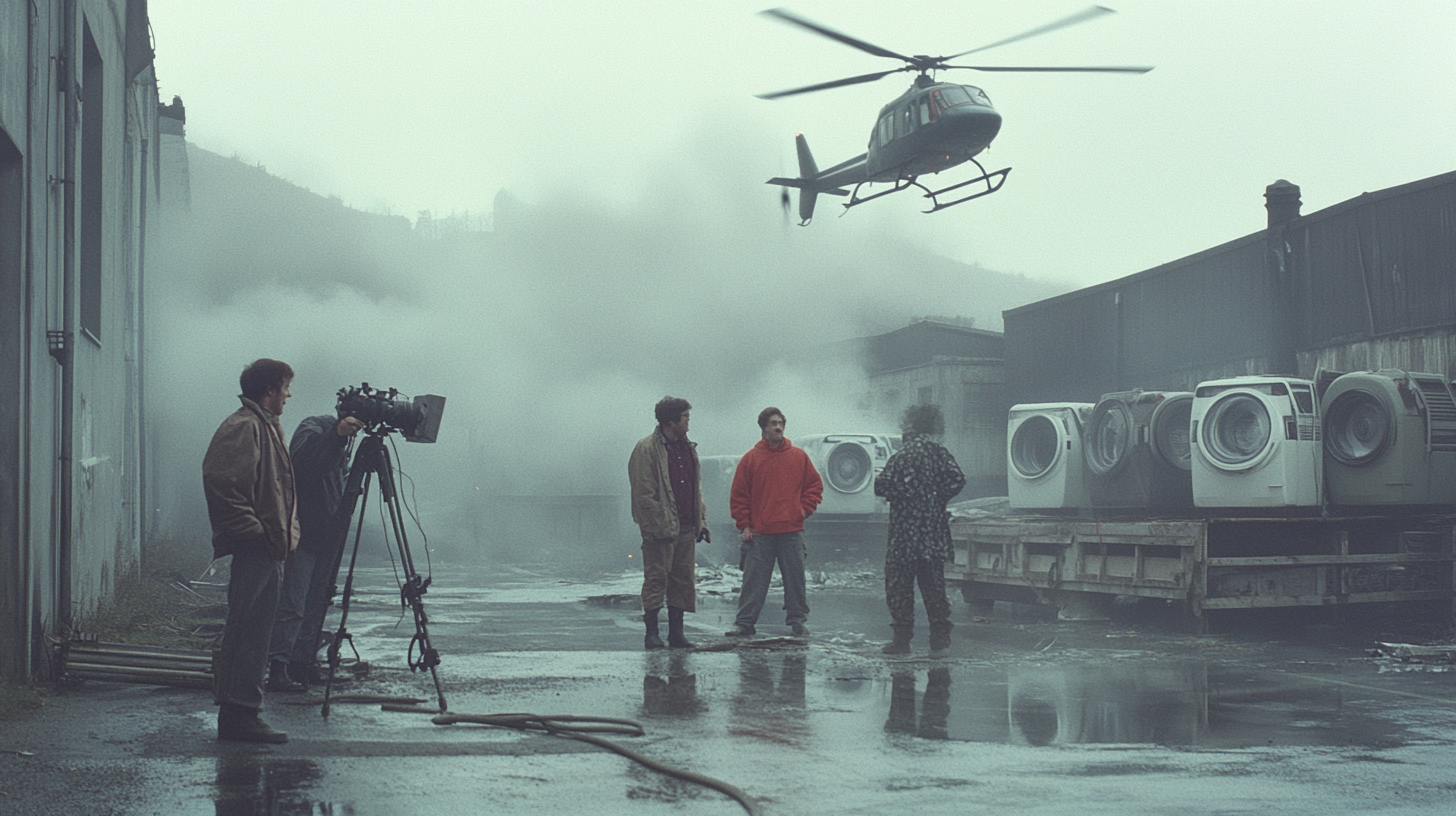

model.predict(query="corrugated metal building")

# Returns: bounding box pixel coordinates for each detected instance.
[1,1,160,681]
[1004,171,1456,404]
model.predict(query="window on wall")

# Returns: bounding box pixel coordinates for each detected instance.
[80,25,103,341]
[918,386,933,405]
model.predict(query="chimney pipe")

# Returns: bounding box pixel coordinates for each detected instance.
[1264,179,1301,229]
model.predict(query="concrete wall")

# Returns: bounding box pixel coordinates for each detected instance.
[869,358,1008,498]
[0,1,158,681]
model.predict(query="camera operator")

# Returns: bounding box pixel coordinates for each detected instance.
[265,412,365,691]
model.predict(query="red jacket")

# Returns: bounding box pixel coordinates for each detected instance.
[730,439,823,535]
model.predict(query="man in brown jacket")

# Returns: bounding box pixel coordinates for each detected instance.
[628,396,708,650]
[203,358,300,743]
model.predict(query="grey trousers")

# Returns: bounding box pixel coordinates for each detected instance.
[214,551,284,709]
[734,531,809,628]
[268,543,338,666]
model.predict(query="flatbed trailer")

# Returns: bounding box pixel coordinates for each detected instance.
[947,513,1456,631]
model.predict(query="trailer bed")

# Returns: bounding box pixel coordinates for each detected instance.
[947,514,1456,630]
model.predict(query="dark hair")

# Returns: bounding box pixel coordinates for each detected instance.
[757,406,785,429]
[655,396,691,426]
[900,403,944,436]
[239,359,294,401]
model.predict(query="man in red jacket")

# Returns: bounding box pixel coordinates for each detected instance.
[726,407,823,637]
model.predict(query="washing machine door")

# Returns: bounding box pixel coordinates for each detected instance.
[1323,387,1394,466]
[1150,393,1194,471]
[1010,413,1066,480]
[822,438,874,493]
[1199,391,1277,471]
[1085,400,1135,477]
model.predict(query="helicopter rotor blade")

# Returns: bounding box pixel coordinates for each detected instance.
[757,68,906,100]
[945,64,1153,74]
[760,8,916,63]
[945,5,1116,60]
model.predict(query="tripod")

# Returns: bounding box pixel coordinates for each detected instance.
[321,431,447,717]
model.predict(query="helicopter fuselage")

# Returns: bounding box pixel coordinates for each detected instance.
[810,80,1003,191]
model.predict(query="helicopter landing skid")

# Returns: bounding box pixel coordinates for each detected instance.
[920,158,1010,213]
[845,158,1011,215]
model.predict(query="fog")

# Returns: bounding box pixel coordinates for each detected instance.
[147,120,1062,560]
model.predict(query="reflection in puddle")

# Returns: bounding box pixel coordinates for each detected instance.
[641,650,707,717]
[885,668,951,739]
[730,651,811,746]
[884,661,1411,749]
[213,754,349,815]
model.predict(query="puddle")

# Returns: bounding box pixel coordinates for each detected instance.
[875,661,1413,748]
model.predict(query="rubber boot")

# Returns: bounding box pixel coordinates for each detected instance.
[644,608,665,650]
[928,628,952,658]
[265,659,305,693]
[881,626,913,655]
[217,703,288,744]
[666,606,694,649]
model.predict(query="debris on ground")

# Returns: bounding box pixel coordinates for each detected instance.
[1368,641,1455,672]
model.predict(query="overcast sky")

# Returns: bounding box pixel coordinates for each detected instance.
[147,1,1456,287]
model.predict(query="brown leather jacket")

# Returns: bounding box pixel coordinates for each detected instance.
[202,397,300,561]
[628,427,707,540]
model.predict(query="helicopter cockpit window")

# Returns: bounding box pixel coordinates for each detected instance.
[919,98,932,125]
[967,86,993,107]
[937,86,973,108]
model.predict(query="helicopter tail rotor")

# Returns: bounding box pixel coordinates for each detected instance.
[766,133,826,225]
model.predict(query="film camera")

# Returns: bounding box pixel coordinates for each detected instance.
[336,383,446,443]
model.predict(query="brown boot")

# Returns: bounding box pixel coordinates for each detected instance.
[217,703,288,744]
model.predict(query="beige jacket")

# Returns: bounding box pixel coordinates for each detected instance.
[628,427,707,539]
[202,397,300,561]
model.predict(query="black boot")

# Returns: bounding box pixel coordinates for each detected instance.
[881,626,913,655]
[644,608,665,650]
[217,703,288,744]
[265,659,305,693]
[666,606,694,649]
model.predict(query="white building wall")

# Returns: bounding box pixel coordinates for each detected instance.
[0,0,157,681]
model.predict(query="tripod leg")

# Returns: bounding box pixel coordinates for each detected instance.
[321,442,379,719]
[377,444,449,713]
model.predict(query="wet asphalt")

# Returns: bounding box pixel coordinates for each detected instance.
[2,553,1455,815]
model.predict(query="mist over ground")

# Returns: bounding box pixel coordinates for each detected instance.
[147,122,1065,560]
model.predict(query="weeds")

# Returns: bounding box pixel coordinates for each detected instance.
[71,535,224,652]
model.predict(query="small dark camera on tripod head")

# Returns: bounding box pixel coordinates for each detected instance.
[336,383,447,443]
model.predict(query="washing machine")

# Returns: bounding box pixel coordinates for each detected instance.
[1084,390,1195,508]
[1190,376,1321,507]
[1007,403,1094,510]
[795,433,900,515]
[1321,369,1456,507]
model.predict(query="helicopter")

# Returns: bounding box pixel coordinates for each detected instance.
[759,6,1151,224]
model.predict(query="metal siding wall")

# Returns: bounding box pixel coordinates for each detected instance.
[1293,176,1456,347]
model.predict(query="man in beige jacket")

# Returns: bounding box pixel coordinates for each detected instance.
[628,396,708,649]
[203,358,300,743]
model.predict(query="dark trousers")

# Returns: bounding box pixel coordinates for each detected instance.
[214,551,283,709]
[268,542,339,666]
[885,555,951,636]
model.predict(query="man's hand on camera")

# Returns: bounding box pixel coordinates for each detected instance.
[337,416,366,437]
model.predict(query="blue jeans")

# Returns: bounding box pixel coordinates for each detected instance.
[734,531,808,629]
